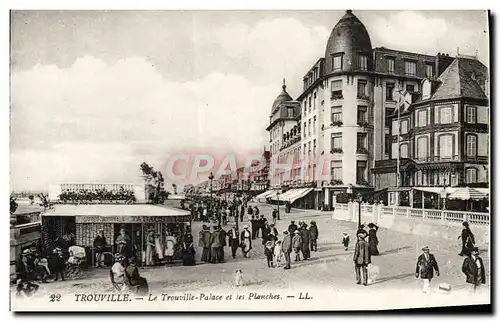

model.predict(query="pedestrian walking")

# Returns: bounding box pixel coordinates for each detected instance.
[226,225,240,259]
[239,206,245,222]
[240,225,252,258]
[292,230,302,262]
[353,232,371,286]
[254,206,260,216]
[288,221,298,234]
[199,225,212,263]
[309,221,319,252]
[462,247,486,293]
[367,223,380,256]
[415,245,440,294]
[299,222,311,260]
[274,240,283,268]
[281,230,292,270]
[210,227,222,263]
[272,209,277,225]
[218,227,227,263]
[250,215,258,240]
[258,215,267,238]
[459,221,476,256]
[342,232,350,251]
[264,240,275,268]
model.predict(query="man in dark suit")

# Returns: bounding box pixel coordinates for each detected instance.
[353,232,371,286]
[415,245,440,294]
[462,247,486,293]
[226,225,240,259]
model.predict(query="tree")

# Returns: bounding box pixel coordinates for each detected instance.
[38,193,51,210]
[28,194,34,205]
[140,162,169,204]
[10,196,18,214]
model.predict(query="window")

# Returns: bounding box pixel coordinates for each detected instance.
[358,55,368,70]
[313,139,317,155]
[400,144,409,158]
[303,143,307,156]
[385,134,391,155]
[287,107,294,118]
[416,110,428,127]
[308,119,311,136]
[466,134,477,157]
[331,106,342,122]
[386,82,395,101]
[331,161,342,181]
[406,84,415,93]
[331,134,342,149]
[333,54,343,71]
[357,133,367,149]
[313,92,317,110]
[466,106,477,124]
[438,134,453,159]
[438,106,453,124]
[303,122,307,137]
[405,61,416,76]
[465,168,478,184]
[357,106,367,123]
[425,63,434,78]
[387,58,395,73]
[357,80,367,98]
[400,120,408,134]
[356,161,367,182]
[313,116,317,133]
[308,97,312,112]
[331,80,343,99]
[417,137,428,159]
[308,142,311,154]
[303,101,307,115]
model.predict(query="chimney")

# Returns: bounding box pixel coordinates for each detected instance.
[435,53,454,76]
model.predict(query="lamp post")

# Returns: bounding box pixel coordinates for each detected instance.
[276,191,281,220]
[208,172,214,200]
[440,179,447,210]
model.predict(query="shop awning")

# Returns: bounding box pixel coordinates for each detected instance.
[271,189,300,202]
[289,188,314,204]
[255,190,274,200]
[412,187,457,195]
[42,204,191,224]
[270,188,314,203]
[448,187,488,200]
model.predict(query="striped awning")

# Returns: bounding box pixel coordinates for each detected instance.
[448,187,488,200]
[255,190,274,200]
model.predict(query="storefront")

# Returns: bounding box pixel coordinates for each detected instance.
[41,204,191,265]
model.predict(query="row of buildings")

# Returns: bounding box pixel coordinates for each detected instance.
[263,10,489,209]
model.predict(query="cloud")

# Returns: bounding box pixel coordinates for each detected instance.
[370,11,488,65]
[196,18,330,95]
[10,56,279,190]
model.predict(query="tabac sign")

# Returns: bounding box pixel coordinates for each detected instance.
[75,215,191,224]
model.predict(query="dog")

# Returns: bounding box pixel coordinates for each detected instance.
[234,269,243,287]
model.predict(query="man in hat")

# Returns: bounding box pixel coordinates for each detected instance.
[415,246,440,294]
[292,230,303,262]
[353,231,371,286]
[116,228,131,257]
[462,247,486,293]
[288,221,298,234]
[93,229,107,268]
[342,232,350,251]
[240,225,252,258]
[226,224,240,259]
[210,226,222,263]
[199,225,212,263]
[309,221,319,252]
[299,222,311,260]
[281,230,292,270]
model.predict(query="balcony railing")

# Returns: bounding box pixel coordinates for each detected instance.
[331,148,343,154]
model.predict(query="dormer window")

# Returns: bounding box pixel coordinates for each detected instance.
[405,60,417,76]
[425,63,434,78]
[358,55,368,71]
[333,53,343,71]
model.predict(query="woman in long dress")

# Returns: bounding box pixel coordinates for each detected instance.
[367,223,379,256]
[459,221,475,256]
[145,230,155,266]
[240,225,252,258]
[164,231,176,264]
[154,233,164,265]
[110,254,128,292]
[181,235,196,266]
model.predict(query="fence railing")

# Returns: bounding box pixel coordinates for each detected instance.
[336,203,489,226]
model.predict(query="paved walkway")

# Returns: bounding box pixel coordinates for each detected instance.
[13,203,490,310]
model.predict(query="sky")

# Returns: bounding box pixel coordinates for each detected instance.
[10,10,489,191]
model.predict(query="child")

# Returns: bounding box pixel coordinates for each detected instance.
[273,240,283,267]
[264,240,275,268]
[342,232,350,251]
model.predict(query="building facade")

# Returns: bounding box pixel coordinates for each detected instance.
[264,10,489,209]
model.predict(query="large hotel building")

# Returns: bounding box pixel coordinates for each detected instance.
[265,10,489,209]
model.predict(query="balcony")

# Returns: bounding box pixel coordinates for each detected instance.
[331,120,343,127]
[433,155,459,162]
[330,92,343,100]
[356,178,370,186]
[331,148,343,154]
[357,121,370,129]
[356,147,369,154]
[357,94,370,100]
[331,179,344,186]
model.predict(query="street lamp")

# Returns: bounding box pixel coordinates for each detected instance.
[276,191,281,220]
[208,172,214,199]
[440,181,447,210]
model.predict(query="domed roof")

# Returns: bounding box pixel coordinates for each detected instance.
[271,79,292,114]
[324,10,373,74]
